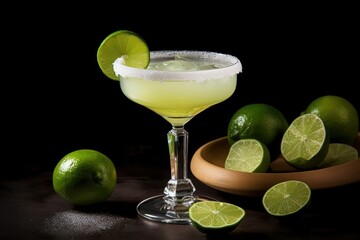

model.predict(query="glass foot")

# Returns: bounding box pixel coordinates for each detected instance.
[137,194,216,224]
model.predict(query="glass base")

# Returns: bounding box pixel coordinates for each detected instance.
[137,194,216,224]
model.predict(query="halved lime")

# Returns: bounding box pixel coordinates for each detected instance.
[262,180,311,217]
[189,201,245,235]
[318,143,359,168]
[97,30,150,80]
[281,113,329,170]
[225,139,270,173]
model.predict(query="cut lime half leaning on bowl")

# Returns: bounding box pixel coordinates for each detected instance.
[281,113,329,170]
[97,30,150,80]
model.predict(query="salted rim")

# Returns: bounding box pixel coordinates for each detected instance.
[113,50,242,81]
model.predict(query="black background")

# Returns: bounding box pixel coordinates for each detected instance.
[3,3,359,178]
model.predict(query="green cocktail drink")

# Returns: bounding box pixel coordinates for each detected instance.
[113,50,242,224]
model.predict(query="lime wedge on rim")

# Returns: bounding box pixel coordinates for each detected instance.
[262,180,311,217]
[189,201,245,235]
[281,113,329,170]
[318,143,358,168]
[97,30,150,80]
[225,139,271,173]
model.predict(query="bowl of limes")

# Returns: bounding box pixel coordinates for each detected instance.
[190,96,360,197]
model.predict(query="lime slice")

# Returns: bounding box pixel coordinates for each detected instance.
[189,201,245,235]
[262,180,311,217]
[225,139,270,173]
[97,30,150,80]
[318,143,359,168]
[281,113,329,170]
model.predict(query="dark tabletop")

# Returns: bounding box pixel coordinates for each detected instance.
[1,148,360,240]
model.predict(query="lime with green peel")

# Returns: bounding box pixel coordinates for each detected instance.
[97,30,150,80]
[318,143,359,168]
[281,113,329,170]
[227,103,289,146]
[262,180,311,217]
[53,149,117,206]
[227,103,288,157]
[189,201,245,235]
[225,139,270,173]
[303,95,359,145]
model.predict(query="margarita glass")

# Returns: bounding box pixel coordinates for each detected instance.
[113,50,242,224]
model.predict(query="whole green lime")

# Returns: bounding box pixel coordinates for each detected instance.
[227,103,289,157]
[53,149,117,206]
[303,95,359,144]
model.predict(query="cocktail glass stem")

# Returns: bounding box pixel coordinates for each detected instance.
[164,126,196,205]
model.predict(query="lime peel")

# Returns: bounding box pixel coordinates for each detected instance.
[53,149,117,206]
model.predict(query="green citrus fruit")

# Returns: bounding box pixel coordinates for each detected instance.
[53,149,117,206]
[97,30,150,80]
[281,113,329,170]
[318,143,359,168]
[225,139,270,173]
[303,95,359,144]
[189,201,245,235]
[262,180,311,217]
[227,103,289,157]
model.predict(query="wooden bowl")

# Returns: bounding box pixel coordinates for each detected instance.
[190,134,360,197]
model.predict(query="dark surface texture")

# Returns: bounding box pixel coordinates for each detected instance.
[1,155,360,240]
